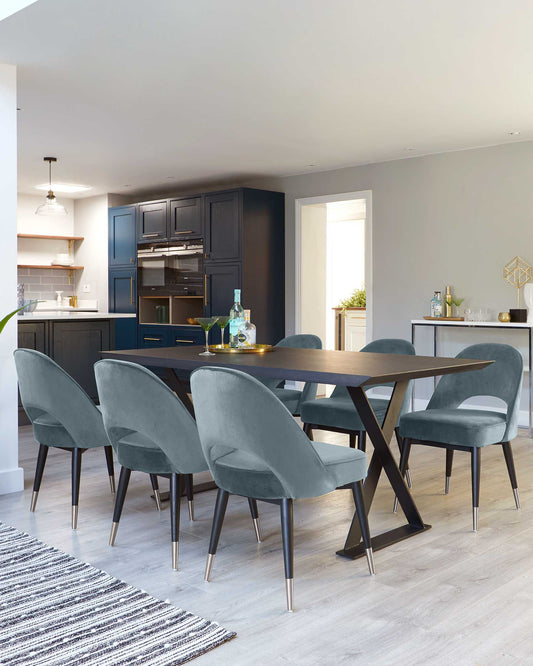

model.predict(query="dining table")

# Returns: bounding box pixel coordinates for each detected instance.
[100,345,491,560]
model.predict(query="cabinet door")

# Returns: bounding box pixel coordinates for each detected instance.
[18,321,46,353]
[138,325,171,348]
[114,318,137,350]
[169,197,202,240]
[205,262,241,317]
[108,206,137,267]
[137,201,168,243]
[204,191,241,262]
[171,325,204,347]
[109,268,136,313]
[50,321,111,400]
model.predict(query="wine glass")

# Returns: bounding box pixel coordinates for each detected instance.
[196,317,219,356]
[215,315,230,345]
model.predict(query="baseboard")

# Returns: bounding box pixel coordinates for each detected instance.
[0,467,24,495]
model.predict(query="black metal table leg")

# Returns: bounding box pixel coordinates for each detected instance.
[337,381,431,560]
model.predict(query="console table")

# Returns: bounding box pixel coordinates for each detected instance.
[411,319,532,436]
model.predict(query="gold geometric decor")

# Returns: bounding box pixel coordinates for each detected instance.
[503,256,532,307]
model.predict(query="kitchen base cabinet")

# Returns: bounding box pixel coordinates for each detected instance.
[138,325,171,348]
[114,318,137,350]
[18,321,47,425]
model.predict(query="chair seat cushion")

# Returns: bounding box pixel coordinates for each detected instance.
[212,440,366,499]
[300,396,389,432]
[399,409,507,448]
[116,432,174,474]
[33,414,76,448]
[271,388,302,415]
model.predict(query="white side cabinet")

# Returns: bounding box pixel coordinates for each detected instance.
[334,308,367,351]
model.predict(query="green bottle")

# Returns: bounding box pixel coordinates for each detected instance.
[229,289,244,348]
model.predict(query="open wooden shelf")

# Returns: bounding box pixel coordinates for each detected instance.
[17,264,84,270]
[17,234,84,241]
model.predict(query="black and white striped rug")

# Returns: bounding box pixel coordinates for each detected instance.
[0,523,235,665]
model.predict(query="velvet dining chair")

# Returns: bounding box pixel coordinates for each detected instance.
[398,343,523,531]
[14,348,115,530]
[191,365,374,612]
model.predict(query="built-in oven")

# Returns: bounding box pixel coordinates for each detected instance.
[137,242,205,325]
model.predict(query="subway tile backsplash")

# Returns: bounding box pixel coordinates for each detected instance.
[18,268,78,302]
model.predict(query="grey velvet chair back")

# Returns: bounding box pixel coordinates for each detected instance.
[331,338,415,414]
[14,348,108,448]
[261,334,322,398]
[191,366,338,498]
[94,359,206,473]
[427,343,523,441]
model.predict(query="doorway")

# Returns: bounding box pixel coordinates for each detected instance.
[295,191,372,351]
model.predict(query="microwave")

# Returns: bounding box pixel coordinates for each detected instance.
[137,242,204,296]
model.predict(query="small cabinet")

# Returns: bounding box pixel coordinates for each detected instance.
[108,205,137,266]
[50,321,111,400]
[109,268,136,314]
[169,197,202,240]
[204,191,241,262]
[172,325,204,347]
[205,262,241,317]
[138,325,171,348]
[137,200,168,243]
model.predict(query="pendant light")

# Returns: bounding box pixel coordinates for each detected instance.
[35,157,68,216]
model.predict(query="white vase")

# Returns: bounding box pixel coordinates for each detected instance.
[524,284,533,322]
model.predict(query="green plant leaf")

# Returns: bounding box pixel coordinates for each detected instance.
[338,287,366,311]
[0,301,40,335]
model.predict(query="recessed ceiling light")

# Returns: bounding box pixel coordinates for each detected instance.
[307,163,317,167]
[508,131,521,136]
[123,184,132,188]
[166,176,176,180]
[403,147,415,152]
[35,182,92,194]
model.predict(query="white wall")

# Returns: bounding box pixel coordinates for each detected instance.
[0,64,23,494]
[74,195,110,311]
[300,203,327,344]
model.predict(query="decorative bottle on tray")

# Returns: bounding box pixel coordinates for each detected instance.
[239,310,256,347]
[229,289,245,348]
[444,285,453,318]
[430,291,443,318]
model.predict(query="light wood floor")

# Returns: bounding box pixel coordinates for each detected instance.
[2,426,533,665]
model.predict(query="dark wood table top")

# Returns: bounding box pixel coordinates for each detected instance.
[101,346,492,387]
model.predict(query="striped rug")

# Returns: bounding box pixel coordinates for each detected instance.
[0,523,235,665]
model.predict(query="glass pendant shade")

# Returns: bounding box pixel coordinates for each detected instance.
[35,191,68,216]
[35,157,68,216]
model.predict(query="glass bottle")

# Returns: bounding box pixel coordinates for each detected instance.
[430,291,443,318]
[444,285,453,318]
[228,288,245,348]
[239,310,256,347]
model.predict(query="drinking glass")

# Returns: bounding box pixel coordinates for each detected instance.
[196,317,219,356]
[215,315,230,345]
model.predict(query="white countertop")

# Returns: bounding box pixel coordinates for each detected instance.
[411,319,533,328]
[18,312,136,321]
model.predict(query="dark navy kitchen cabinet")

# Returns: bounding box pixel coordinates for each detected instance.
[137,200,168,243]
[138,325,171,348]
[204,190,241,262]
[205,262,241,319]
[108,268,136,313]
[108,205,137,267]
[169,196,202,240]
[171,325,204,347]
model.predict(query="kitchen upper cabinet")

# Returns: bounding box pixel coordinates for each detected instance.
[109,268,136,314]
[205,262,241,318]
[204,191,241,262]
[108,205,137,266]
[169,196,202,240]
[137,200,168,243]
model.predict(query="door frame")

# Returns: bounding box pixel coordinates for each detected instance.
[294,190,373,344]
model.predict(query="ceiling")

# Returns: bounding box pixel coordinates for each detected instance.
[1,0,533,199]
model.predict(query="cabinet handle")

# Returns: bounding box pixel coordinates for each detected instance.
[144,337,161,342]
[130,277,133,305]
[130,257,134,264]
[174,230,193,235]
[142,233,160,238]
[175,339,194,344]
[204,274,207,306]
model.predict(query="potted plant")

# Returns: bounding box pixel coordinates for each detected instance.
[339,287,366,312]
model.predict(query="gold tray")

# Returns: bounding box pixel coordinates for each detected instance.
[209,344,274,354]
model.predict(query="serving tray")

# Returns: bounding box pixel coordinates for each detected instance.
[209,344,274,353]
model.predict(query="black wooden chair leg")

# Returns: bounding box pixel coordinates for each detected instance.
[471,448,481,531]
[110,466,131,545]
[204,488,229,581]
[170,473,181,570]
[30,444,49,512]
[358,430,366,452]
[393,438,412,514]
[445,448,454,495]
[303,423,314,440]
[280,498,294,612]
[349,433,357,448]
[71,448,83,530]
[185,473,195,521]
[248,497,262,542]
[104,446,116,494]
[352,480,375,575]
[149,474,162,511]
[502,442,520,509]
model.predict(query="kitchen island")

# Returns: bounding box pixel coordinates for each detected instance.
[18,312,136,422]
